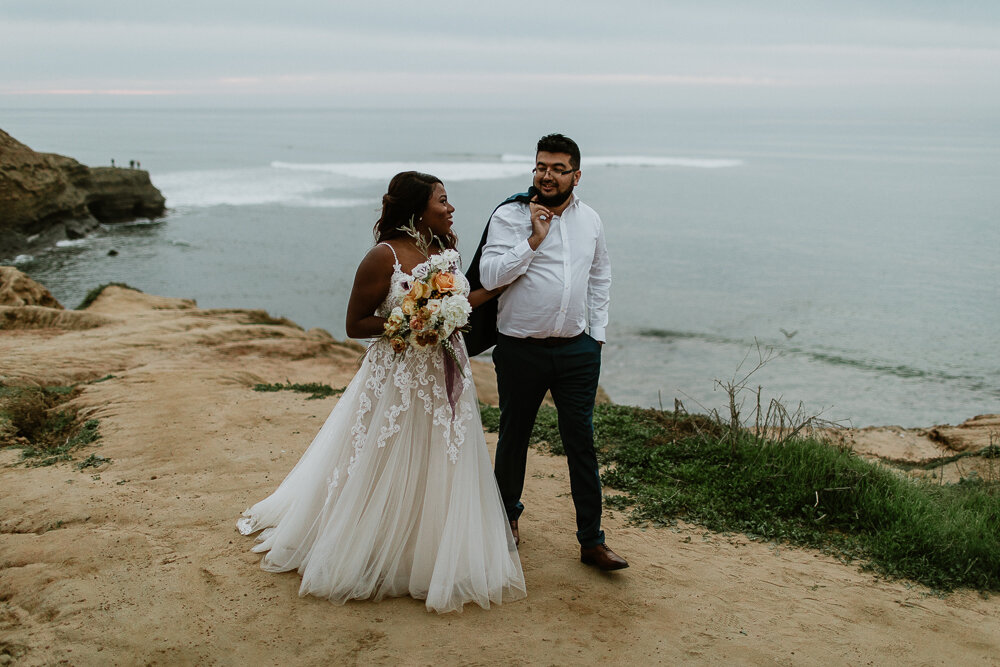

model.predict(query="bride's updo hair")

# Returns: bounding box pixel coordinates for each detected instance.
[374,171,457,249]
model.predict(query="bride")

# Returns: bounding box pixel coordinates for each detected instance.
[237,171,526,613]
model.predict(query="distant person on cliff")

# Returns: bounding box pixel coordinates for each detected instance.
[478,133,627,571]
[237,171,524,613]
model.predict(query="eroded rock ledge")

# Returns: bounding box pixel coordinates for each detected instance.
[0,129,166,254]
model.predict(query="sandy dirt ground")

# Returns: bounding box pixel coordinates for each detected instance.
[1,282,998,666]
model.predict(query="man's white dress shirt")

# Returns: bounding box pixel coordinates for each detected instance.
[480,194,611,342]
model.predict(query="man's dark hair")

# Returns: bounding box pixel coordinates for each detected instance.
[536,133,580,170]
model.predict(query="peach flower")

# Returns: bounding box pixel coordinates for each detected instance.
[432,271,457,293]
[409,281,431,300]
[383,310,404,335]
[401,295,417,316]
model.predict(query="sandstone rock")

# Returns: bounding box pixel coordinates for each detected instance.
[86,167,166,223]
[0,129,166,254]
[0,266,63,308]
[927,414,1000,453]
[0,305,111,331]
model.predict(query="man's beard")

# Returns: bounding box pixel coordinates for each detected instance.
[532,184,574,208]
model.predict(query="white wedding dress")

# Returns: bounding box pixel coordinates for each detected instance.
[237,248,526,613]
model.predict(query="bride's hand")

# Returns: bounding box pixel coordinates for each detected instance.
[468,285,507,309]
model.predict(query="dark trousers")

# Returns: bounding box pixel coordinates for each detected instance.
[492,332,605,548]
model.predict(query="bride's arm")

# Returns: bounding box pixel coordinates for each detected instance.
[468,285,505,310]
[345,245,394,339]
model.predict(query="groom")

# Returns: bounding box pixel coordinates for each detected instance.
[479,133,628,570]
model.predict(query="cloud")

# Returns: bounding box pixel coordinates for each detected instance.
[1,2,998,108]
[6,89,184,96]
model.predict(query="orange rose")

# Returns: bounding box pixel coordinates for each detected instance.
[401,295,417,316]
[389,337,407,353]
[409,281,430,300]
[432,271,457,293]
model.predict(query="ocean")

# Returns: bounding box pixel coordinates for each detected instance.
[3,106,998,427]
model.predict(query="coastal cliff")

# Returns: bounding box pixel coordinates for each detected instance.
[0,129,165,254]
[0,268,998,664]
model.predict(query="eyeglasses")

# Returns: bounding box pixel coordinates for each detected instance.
[532,166,576,177]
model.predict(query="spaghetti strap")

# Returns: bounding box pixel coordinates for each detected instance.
[376,242,401,268]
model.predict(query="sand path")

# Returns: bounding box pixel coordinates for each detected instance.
[1,287,998,665]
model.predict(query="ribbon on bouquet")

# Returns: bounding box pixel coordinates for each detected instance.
[442,332,468,419]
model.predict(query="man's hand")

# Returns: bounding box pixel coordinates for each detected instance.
[527,198,554,250]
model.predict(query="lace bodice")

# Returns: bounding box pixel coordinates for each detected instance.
[375,245,471,318]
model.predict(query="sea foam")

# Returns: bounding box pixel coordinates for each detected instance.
[157,153,743,210]
[273,154,744,182]
[501,154,743,169]
[155,167,376,209]
[583,156,743,168]
[271,161,528,182]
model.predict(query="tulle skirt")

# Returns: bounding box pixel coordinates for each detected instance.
[237,342,526,613]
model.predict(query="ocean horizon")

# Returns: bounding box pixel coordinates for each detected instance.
[3,106,998,427]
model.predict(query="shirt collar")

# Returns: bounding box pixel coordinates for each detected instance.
[561,193,580,212]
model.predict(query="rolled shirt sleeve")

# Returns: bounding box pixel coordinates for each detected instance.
[480,204,536,292]
[587,219,611,343]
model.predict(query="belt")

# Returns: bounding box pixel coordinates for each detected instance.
[499,332,586,348]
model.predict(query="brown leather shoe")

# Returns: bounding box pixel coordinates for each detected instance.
[580,543,629,570]
[509,520,520,546]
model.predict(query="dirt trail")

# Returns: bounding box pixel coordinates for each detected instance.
[1,285,997,665]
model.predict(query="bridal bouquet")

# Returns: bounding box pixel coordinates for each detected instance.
[382,249,471,362]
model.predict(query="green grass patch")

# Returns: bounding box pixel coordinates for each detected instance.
[76,282,142,310]
[478,401,566,454]
[240,310,298,327]
[478,402,501,432]
[479,402,1000,592]
[253,381,345,400]
[1,384,103,467]
[76,452,112,470]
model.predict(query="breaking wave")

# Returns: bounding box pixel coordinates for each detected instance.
[155,153,742,209]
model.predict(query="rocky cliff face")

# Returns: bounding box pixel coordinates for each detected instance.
[0,266,63,308]
[0,129,166,255]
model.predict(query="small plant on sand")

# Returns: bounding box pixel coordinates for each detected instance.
[76,282,142,310]
[76,452,112,470]
[253,381,345,400]
[701,340,842,454]
[0,384,103,467]
[240,310,300,327]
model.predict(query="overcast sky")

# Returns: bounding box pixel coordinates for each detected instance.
[2,1,998,109]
